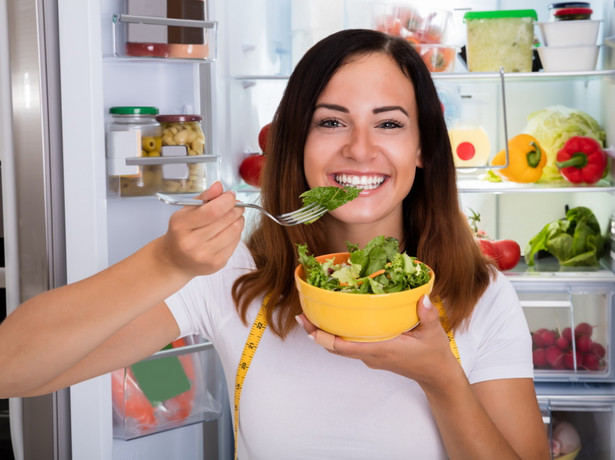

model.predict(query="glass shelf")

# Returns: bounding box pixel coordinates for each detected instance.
[457,177,615,193]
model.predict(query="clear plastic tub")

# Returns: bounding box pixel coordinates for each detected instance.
[464,9,537,73]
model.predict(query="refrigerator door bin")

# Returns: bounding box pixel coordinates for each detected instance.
[112,14,218,62]
[112,336,224,440]
[517,284,614,382]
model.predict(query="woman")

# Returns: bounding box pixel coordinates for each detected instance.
[0,29,549,459]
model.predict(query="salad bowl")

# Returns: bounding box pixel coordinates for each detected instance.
[294,252,434,342]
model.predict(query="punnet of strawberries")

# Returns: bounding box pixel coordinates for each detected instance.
[531,322,606,372]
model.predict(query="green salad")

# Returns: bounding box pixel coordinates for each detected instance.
[299,186,360,223]
[298,236,431,294]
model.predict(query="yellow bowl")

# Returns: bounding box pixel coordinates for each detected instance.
[294,252,434,342]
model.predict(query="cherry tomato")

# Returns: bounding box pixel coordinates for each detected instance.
[492,239,521,271]
[258,123,271,153]
[239,154,266,187]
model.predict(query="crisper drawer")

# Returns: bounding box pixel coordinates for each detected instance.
[536,383,615,460]
[514,282,614,382]
[112,335,224,440]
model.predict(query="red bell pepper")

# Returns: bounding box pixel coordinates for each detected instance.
[556,136,607,185]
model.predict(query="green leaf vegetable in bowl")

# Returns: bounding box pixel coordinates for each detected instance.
[297,235,431,294]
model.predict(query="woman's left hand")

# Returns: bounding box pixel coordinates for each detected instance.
[296,295,460,387]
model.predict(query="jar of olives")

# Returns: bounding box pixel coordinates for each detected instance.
[106,106,162,196]
[156,114,206,193]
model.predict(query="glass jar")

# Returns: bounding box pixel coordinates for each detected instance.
[156,114,206,193]
[106,106,162,196]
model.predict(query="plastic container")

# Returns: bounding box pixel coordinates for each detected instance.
[371,3,452,44]
[157,114,206,194]
[554,7,593,21]
[548,2,591,20]
[112,336,224,440]
[125,0,169,58]
[413,44,457,72]
[106,106,162,196]
[464,9,537,73]
[537,20,600,46]
[537,45,599,71]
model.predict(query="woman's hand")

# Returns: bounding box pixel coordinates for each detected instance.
[296,295,460,386]
[159,182,245,278]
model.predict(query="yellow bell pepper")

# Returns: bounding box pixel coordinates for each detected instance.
[490,134,546,183]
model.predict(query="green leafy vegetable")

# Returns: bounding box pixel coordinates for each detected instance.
[297,236,431,294]
[525,206,606,267]
[299,186,360,222]
[522,105,606,183]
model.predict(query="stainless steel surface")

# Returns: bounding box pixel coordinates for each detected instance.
[156,192,328,225]
[5,0,69,458]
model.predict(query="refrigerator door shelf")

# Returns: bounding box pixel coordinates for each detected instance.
[111,14,218,62]
[112,336,224,441]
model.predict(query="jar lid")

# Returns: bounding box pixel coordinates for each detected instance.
[156,114,204,122]
[553,7,593,16]
[548,2,590,9]
[109,106,159,115]
[464,9,537,21]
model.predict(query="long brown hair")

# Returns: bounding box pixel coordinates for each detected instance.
[232,29,494,338]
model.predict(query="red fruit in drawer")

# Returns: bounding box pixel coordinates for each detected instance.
[575,322,594,338]
[563,351,582,370]
[582,352,602,371]
[555,336,570,350]
[576,335,593,353]
[561,327,573,342]
[540,330,557,347]
[532,348,546,368]
[546,346,564,368]
[592,342,606,359]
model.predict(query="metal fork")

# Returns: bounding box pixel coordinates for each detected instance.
[156,193,328,226]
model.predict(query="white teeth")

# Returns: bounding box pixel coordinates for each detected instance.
[334,174,385,190]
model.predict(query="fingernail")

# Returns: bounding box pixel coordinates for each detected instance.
[307,333,315,341]
[423,294,433,309]
[295,315,305,328]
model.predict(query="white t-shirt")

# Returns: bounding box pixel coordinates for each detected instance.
[166,241,533,460]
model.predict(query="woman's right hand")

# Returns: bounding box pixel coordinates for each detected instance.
[159,181,245,278]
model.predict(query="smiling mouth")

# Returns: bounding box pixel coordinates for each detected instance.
[334,174,386,190]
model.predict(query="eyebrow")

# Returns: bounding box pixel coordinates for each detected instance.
[315,103,408,117]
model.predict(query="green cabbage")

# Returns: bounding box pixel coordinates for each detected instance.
[522,105,606,182]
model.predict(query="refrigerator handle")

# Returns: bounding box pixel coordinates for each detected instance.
[0,1,24,460]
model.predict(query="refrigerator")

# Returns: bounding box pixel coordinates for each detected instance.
[2,0,615,459]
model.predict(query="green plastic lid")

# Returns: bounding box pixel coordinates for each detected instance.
[109,106,159,115]
[464,9,538,21]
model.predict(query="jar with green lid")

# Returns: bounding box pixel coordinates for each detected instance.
[156,114,206,193]
[106,106,162,196]
[464,9,537,73]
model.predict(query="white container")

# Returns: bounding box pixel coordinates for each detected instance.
[537,45,599,71]
[538,20,600,47]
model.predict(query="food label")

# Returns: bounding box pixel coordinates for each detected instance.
[107,131,140,176]
[162,145,189,180]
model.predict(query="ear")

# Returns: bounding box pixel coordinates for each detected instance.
[416,149,423,168]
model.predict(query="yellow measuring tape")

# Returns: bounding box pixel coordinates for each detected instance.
[233,294,269,460]
[232,294,459,459]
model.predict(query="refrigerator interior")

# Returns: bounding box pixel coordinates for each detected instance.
[27,0,615,458]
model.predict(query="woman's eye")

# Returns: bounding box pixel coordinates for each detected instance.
[379,120,404,129]
[317,118,343,128]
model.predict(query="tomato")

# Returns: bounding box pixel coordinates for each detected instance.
[492,239,521,271]
[239,154,266,187]
[258,123,271,153]
[478,239,499,261]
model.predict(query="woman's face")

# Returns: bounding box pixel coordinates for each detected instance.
[303,52,421,226]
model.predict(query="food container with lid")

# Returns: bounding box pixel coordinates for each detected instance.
[157,114,206,194]
[464,9,538,73]
[537,44,599,71]
[538,20,600,46]
[106,106,162,196]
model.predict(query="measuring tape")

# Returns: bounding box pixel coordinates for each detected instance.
[233,294,269,460]
[232,294,459,459]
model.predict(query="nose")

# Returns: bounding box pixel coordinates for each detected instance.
[342,126,378,161]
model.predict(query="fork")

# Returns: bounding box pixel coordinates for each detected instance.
[156,192,328,226]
